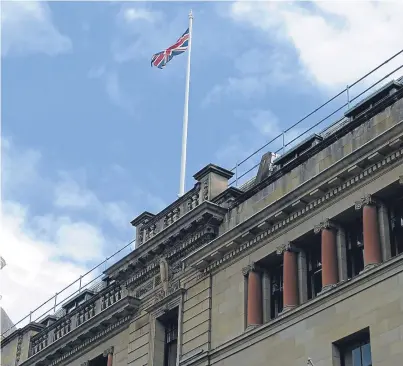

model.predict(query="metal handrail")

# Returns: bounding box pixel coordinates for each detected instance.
[1,239,135,338]
[230,48,403,187]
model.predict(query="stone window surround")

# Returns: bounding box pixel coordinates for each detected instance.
[179,254,403,366]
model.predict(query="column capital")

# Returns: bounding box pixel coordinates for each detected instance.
[242,262,263,276]
[314,219,338,234]
[354,194,378,210]
[103,346,114,357]
[276,242,299,255]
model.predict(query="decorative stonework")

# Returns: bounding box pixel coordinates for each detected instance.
[103,346,114,357]
[241,262,262,276]
[313,219,337,234]
[48,316,131,366]
[80,362,89,366]
[15,332,23,366]
[203,181,209,201]
[201,146,403,274]
[276,243,298,255]
[354,194,378,210]
[399,175,403,185]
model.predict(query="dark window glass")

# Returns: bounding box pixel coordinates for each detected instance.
[345,217,364,278]
[341,341,372,366]
[390,197,403,257]
[270,263,283,319]
[306,240,322,299]
[164,314,178,366]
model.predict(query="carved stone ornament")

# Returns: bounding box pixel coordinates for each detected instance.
[80,362,89,366]
[354,194,378,210]
[276,242,292,255]
[159,258,169,296]
[314,219,337,234]
[103,346,114,357]
[241,262,262,276]
[203,181,209,201]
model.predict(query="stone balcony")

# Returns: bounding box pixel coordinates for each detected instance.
[26,284,140,365]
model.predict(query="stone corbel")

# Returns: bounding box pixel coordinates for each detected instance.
[354,194,378,210]
[103,346,114,357]
[314,219,338,234]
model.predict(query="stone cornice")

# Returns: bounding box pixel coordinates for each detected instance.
[183,120,403,269]
[0,323,44,347]
[24,296,139,366]
[106,201,227,280]
[196,144,403,274]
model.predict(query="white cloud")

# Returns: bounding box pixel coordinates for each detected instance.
[122,7,160,23]
[228,1,403,91]
[88,66,135,115]
[216,109,307,185]
[1,0,72,57]
[0,138,133,328]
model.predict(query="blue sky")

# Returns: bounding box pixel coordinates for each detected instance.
[1,1,403,325]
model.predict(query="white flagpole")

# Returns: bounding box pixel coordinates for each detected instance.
[178,10,193,197]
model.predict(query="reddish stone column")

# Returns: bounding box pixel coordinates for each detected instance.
[277,244,299,311]
[355,195,382,268]
[243,264,263,327]
[315,219,339,292]
[103,347,114,366]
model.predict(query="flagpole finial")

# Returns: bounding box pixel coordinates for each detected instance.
[189,9,193,19]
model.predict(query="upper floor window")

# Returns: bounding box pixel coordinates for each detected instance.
[390,194,403,257]
[345,217,364,278]
[306,239,322,299]
[270,262,283,319]
[334,328,372,366]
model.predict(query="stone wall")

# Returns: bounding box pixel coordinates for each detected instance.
[220,98,403,235]
[209,266,403,366]
[128,312,150,366]
[181,276,211,360]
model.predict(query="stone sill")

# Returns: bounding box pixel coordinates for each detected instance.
[207,254,403,364]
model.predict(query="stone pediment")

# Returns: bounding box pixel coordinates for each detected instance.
[105,201,228,283]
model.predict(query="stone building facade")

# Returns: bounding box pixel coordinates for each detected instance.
[2,78,403,366]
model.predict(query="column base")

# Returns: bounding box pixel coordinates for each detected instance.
[245,324,261,333]
[318,283,337,295]
[360,263,381,273]
[280,305,297,315]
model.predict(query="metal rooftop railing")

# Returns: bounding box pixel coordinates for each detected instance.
[229,48,403,188]
[2,48,403,340]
